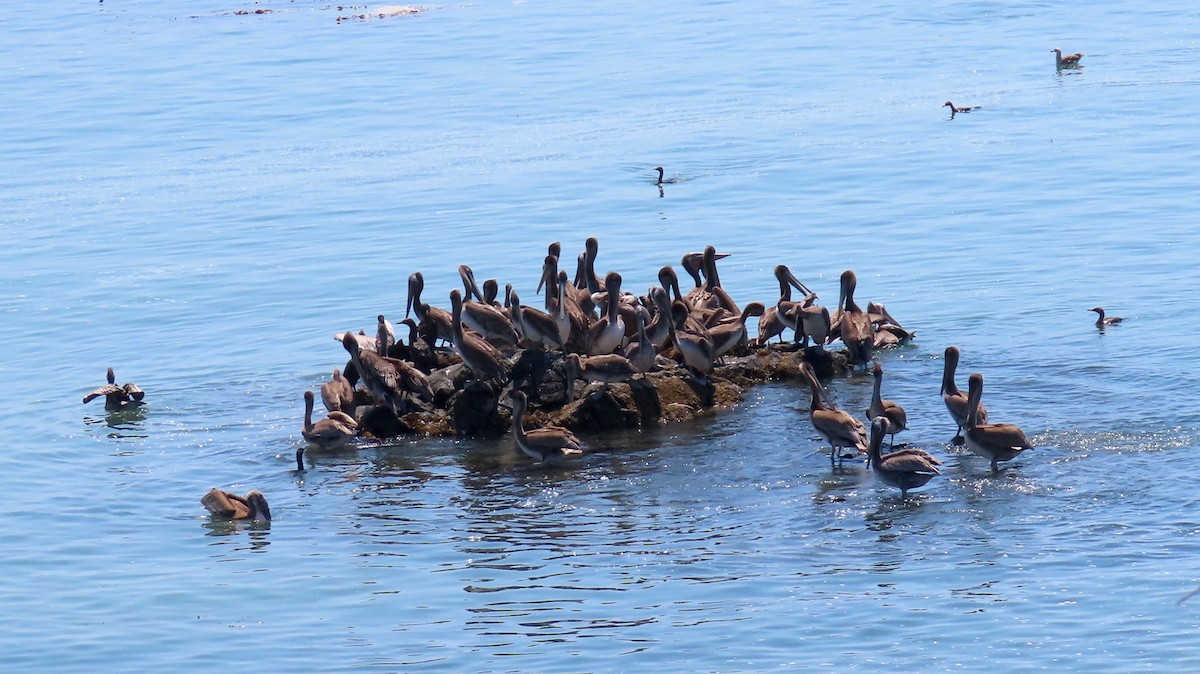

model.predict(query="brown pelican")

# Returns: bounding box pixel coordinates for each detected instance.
[509,288,564,350]
[835,270,873,368]
[1052,48,1083,69]
[944,101,980,115]
[201,488,271,521]
[565,353,635,399]
[710,302,766,360]
[450,289,509,384]
[406,271,454,346]
[800,362,868,465]
[942,346,988,442]
[644,286,673,350]
[458,265,519,347]
[867,417,941,498]
[1090,307,1123,327]
[771,264,812,343]
[796,298,831,349]
[302,390,357,449]
[83,367,145,410]
[668,300,715,378]
[585,272,627,355]
[865,363,907,445]
[625,307,657,375]
[342,332,433,415]
[509,390,584,463]
[320,367,355,414]
[580,236,603,295]
[376,314,396,356]
[963,373,1033,471]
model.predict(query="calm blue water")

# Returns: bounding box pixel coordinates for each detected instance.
[4,0,1200,670]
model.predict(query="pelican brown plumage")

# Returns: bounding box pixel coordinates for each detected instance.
[963,373,1033,471]
[800,362,868,465]
[625,307,657,375]
[835,270,873,368]
[406,271,454,346]
[1052,48,1083,69]
[202,488,272,521]
[320,367,355,414]
[867,417,941,499]
[586,272,627,355]
[668,300,715,378]
[302,390,358,448]
[341,332,433,415]
[509,390,584,464]
[565,352,635,399]
[1090,307,1123,327]
[710,302,765,360]
[942,346,988,442]
[450,289,509,384]
[865,363,907,446]
[83,367,145,410]
[458,265,519,347]
[509,288,564,350]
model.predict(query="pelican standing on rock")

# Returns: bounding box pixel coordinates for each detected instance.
[1090,307,1123,327]
[508,390,584,464]
[867,417,941,499]
[201,488,271,521]
[83,367,145,410]
[565,352,635,399]
[835,270,873,368]
[406,271,454,346]
[942,346,988,442]
[586,272,627,355]
[341,332,433,415]
[865,363,907,446]
[963,373,1033,471]
[800,362,868,465]
[450,289,509,384]
[320,367,355,414]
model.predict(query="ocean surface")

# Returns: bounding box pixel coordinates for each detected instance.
[4,0,1200,670]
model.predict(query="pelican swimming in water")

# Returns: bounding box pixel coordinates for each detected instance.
[508,390,584,464]
[865,363,907,446]
[942,346,988,442]
[301,390,357,449]
[800,362,868,465]
[83,367,145,410]
[1052,48,1084,69]
[1090,307,1123,327]
[867,417,941,499]
[201,488,271,521]
[963,372,1033,471]
[406,271,454,346]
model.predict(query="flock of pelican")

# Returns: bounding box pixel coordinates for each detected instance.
[283,236,1047,502]
[90,232,1108,518]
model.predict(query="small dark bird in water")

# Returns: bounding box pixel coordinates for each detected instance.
[654,166,678,185]
[1052,48,1084,69]
[943,101,980,115]
[83,368,145,410]
[1090,307,1123,327]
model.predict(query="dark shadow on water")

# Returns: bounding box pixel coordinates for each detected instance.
[201,517,273,550]
[84,407,148,439]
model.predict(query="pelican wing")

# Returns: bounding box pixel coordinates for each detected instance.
[813,408,868,452]
[83,384,123,404]
[879,450,942,474]
[524,427,584,455]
